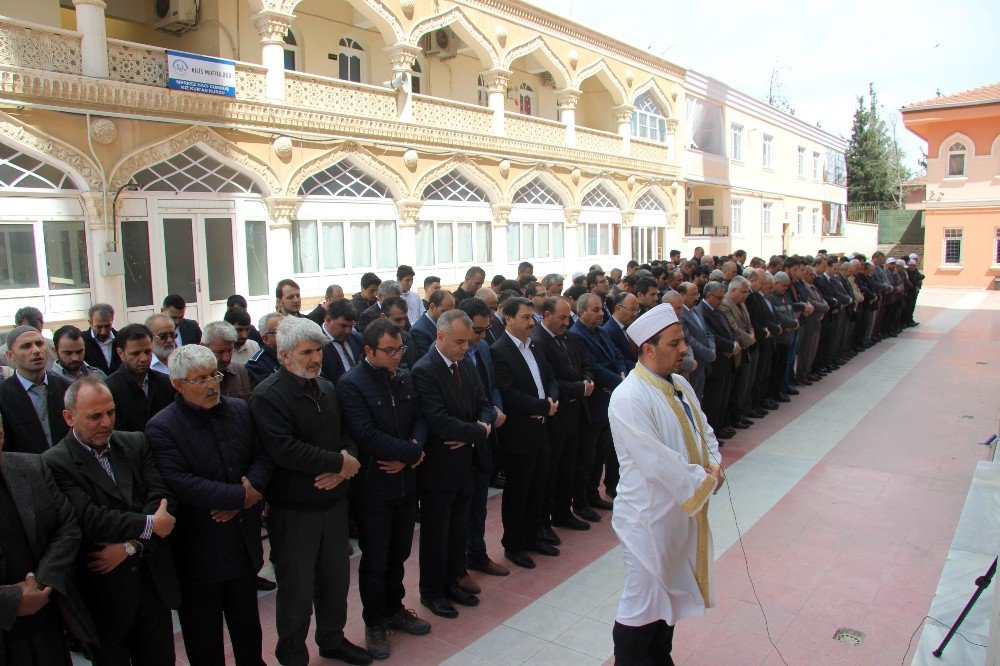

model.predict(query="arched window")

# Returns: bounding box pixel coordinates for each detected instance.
[411,60,422,95]
[510,178,565,262]
[635,191,664,211]
[631,92,667,143]
[298,162,391,198]
[580,184,620,257]
[283,30,299,71]
[581,185,619,208]
[130,147,262,193]
[338,38,365,83]
[517,82,534,116]
[0,141,78,190]
[513,178,561,206]
[477,75,488,107]
[422,171,488,202]
[947,141,967,177]
[418,171,492,267]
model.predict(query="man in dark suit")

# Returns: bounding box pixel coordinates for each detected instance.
[0,326,71,454]
[699,282,739,440]
[603,292,640,371]
[531,297,593,535]
[306,284,345,326]
[104,324,175,432]
[1,424,91,664]
[410,290,455,360]
[82,303,120,375]
[412,310,493,618]
[356,281,402,334]
[43,377,180,665]
[161,294,202,347]
[492,298,559,569]
[351,273,382,316]
[569,294,625,514]
[451,267,485,304]
[246,312,284,386]
[489,290,518,346]
[677,282,714,400]
[745,271,781,412]
[319,299,364,385]
[378,297,418,372]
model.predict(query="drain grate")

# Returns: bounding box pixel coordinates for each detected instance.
[833,628,866,647]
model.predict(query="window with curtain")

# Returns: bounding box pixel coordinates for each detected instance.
[294,218,395,273]
[436,223,453,263]
[631,92,667,143]
[730,199,743,235]
[796,207,804,235]
[321,221,345,270]
[0,224,38,289]
[476,221,491,263]
[375,220,397,268]
[416,220,434,266]
[43,220,89,290]
[811,208,820,235]
[761,203,773,236]
[457,222,474,262]
[350,221,371,267]
[507,222,520,262]
[730,123,744,162]
[246,220,269,296]
[797,147,806,177]
[813,152,821,180]
[338,37,364,83]
[947,142,967,176]
[292,219,318,274]
[762,134,773,169]
[685,97,724,155]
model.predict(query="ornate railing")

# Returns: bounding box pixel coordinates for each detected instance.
[235,62,267,102]
[576,126,623,155]
[107,38,167,86]
[505,112,566,145]
[285,71,397,120]
[411,94,493,135]
[0,19,81,75]
[630,137,671,165]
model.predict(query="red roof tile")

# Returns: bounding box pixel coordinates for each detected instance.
[903,82,1000,111]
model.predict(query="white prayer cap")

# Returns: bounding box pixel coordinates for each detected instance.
[627,303,679,348]
[909,253,919,260]
[886,257,896,264]
[571,271,585,280]
[908,259,917,266]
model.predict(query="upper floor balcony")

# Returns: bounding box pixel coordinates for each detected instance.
[0,6,682,181]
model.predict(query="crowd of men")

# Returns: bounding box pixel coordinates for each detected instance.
[0,249,923,666]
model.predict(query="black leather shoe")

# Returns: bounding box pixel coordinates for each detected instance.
[505,549,536,569]
[489,472,506,489]
[765,399,779,409]
[256,575,276,591]
[384,608,431,635]
[552,514,591,531]
[786,388,800,395]
[527,541,560,556]
[421,596,458,619]
[719,427,737,438]
[538,525,561,545]
[319,639,373,665]
[775,394,791,403]
[732,421,750,429]
[750,409,767,418]
[365,625,390,661]
[575,506,602,522]
[445,584,479,607]
[589,497,614,510]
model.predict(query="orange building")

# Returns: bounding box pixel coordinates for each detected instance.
[902,83,1000,289]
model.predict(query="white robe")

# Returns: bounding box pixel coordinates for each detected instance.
[609,367,720,626]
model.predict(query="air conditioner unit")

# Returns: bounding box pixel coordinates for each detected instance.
[155,0,199,35]
[540,71,556,88]
[433,29,458,60]
[420,32,439,57]
[686,186,694,202]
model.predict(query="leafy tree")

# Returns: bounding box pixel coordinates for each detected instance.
[846,84,911,206]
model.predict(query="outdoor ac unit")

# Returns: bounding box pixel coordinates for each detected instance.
[434,29,458,60]
[155,0,199,35]
[686,186,694,202]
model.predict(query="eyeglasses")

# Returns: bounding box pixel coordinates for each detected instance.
[155,331,177,341]
[375,345,407,357]
[180,371,224,386]
[472,326,488,334]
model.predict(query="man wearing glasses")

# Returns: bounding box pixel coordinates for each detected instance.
[337,319,431,659]
[146,314,178,376]
[247,313,284,387]
[104,324,175,432]
[146,344,272,665]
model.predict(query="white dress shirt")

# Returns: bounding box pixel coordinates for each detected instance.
[506,332,545,399]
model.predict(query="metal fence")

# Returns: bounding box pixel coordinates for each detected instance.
[685,225,730,237]
[846,202,896,225]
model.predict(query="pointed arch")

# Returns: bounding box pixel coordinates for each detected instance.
[937,131,975,159]
[632,183,673,212]
[407,8,500,70]
[0,113,102,191]
[507,167,573,207]
[631,78,674,118]
[573,59,627,106]
[414,157,502,204]
[287,144,406,199]
[109,126,279,194]
[272,0,404,43]
[503,36,571,90]
[579,176,627,209]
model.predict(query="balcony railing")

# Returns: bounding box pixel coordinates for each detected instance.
[0,17,81,75]
[285,71,397,119]
[576,126,623,156]
[505,112,566,146]
[686,225,729,237]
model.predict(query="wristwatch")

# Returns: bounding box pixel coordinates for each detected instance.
[123,541,137,557]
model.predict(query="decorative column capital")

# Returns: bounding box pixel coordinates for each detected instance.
[480,69,513,94]
[265,196,300,228]
[564,207,581,228]
[621,209,635,227]
[384,44,423,71]
[612,104,636,125]
[666,118,679,133]
[251,10,295,44]
[667,212,680,228]
[81,191,106,230]
[492,203,512,227]
[72,0,107,8]
[556,88,582,110]
[396,199,423,228]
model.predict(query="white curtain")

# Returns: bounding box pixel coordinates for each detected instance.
[686,97,724,155]
[350,221,371,268]
[537,223,550,259]
[375,220,397,268]
[321,221,345,270]
[293,220,318,273]
[436,222,453,263]
[416,220,434,266]
[476,221,492,263]
[553,223,564,259]
[507,222,520,262]
[521,224,535,259]
[457,223,473,262]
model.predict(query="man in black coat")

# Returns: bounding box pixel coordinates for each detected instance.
[306,285,345,326]
[745,271,782,412]
[1,427,93,665]
[492,298,559,569]
[698,282,739,440]
[246,312,284,387]
[104,324,175,433]
[411,310,493,618]
[337,319,431,659]
[451,267,485,304]
[161,294,202,346]
[145,345,272,666]
[82,303,120,375]
[319,299,364,385]
[43,377,180,666]
[531,297,593,536]
[0,326,71,454]
[249,317,368,666]
[378,297,418,372]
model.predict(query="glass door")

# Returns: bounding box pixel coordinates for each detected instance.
[160,215,237,325]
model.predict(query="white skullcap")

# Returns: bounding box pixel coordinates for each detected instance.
[886,258,896,264]
[571,271,584,280]
[908,259,917,266]
[627,303,679,348]
[909,253,918,260]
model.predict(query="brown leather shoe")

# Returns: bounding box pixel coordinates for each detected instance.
[468,557,510,577]
[457,575,481,595]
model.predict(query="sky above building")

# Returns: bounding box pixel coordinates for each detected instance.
[527,0,1000,172]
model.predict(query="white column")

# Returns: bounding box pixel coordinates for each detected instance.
[613,104,635,157]
[252,10,294,103]
[395,200,422,267]
[492,204,511,272]
[73,0,109,78]
[265,198,299,289]
[620,210,635,261]
[385,45,422,122]
[481,69,512,136]
[557,88,581,148]
[564,207,581,272]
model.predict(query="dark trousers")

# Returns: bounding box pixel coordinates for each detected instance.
[613,620,675,666]
[177,570,264,666]
[751,339,773,408]
[2,604,68,666]
[728,350,755,422]
[784,328,802,388]
[419,474,474,599]
[546,404,581,521]
[86,563,175,666]
[769,344,789,398]
[702,364,732,430]
[269,502,350,666]
[466,459,493,563]
[356,492,417,627]
[501,431,550,551]
[574,421,611,508]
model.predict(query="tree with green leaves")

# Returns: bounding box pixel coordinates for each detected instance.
[846,84,911,206]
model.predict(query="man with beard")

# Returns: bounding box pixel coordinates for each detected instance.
[104,324,175,432]
[52,326,107,383]
[250,317,367,665]
[146,345,271,666]
[246,313,284,387]
[202,321,253,401]
[603,292,640,371]
[275,279,303,318]
[0,326,72,453]
[161,294,202,347]
[146,314,177,376]
[82,303,120,375]
[224,306,262,366]
[634,277,660,315]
